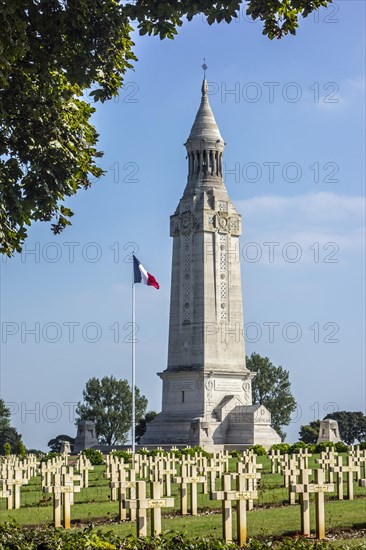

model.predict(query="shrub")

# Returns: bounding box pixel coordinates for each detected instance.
[149,448,168,457]
[110,450,132,462]
[170,448,182,459]
[137,448,150,456]
[269,443,291,454]
[40,451,60,463]
[249,444,267,456]
[290,441,308,453]
[359,441,366,450]
[230,450,241,458]
[335,441,349,453]
[315,441,335,454]
[181,445,213,458]
[0,524,345,549]
[81,448,104,465]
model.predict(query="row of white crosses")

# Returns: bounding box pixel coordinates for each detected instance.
[41,455,65,487]
[274,446,365,539]
[3,445,364,539]
[269,447,312,475]
[106,459,137,521]
[41,453,95,528]
[108,449,261,544]
[101,448,231,538]
[350,445,366,486]
[276,447,364,502]
[45,445,365,536]
[74,454,94,488]
[0,455,39,509]
[106,447,356,543]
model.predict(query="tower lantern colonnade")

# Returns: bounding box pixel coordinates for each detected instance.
[186,80,224,180]
[141,70,280,450]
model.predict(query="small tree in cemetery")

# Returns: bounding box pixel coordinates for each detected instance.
[246,352,297,441]
[0,399,22,454]
[3,441,11,456]
[76,376,148,445]
[17,440,27,458]
[299,420,321,444]
[48,435,75,453]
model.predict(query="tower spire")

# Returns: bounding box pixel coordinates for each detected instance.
[185,69,225,188]
[201,59,208,96]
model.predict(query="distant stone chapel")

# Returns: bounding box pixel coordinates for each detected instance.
[142,77,280,450]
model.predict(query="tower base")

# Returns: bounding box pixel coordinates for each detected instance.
[141,403,280,450]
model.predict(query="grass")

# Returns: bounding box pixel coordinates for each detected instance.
[0,454,365,546]
[92,499,366,539]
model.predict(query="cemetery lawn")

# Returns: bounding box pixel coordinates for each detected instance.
[0,456,365,545]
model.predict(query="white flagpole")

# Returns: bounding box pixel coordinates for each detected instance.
[131,277,136,454]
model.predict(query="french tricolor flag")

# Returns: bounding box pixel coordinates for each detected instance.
[133,255,160,289]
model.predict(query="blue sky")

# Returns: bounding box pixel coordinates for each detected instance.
[1,1,365,450]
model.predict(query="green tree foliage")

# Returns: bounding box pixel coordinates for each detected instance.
[299,420,321,444]
[3,442,11,456]
[0,399,22,454]
[76,376,148,445]
[17,440,27,458]
[246,352,297,441]
[47,434,75,453]
[0,399,11,429]
[135,410,158,442]
[324,411,366,445]
[0,0,332,255]
[26,448,43,456]
[0,427,22,455]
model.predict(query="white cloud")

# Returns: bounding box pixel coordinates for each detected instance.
[238,192,364,222]
[236,192,365,263]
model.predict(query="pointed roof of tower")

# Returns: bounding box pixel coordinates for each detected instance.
[186,78,224,143]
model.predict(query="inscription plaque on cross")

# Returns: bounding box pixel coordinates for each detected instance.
[43,468,81,528]
[125,481,174,536]
[236,460,261,510]
[211,473,258,545]
[291,468,333,538]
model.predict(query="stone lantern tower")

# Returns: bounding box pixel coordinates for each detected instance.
[142,77,280,450]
